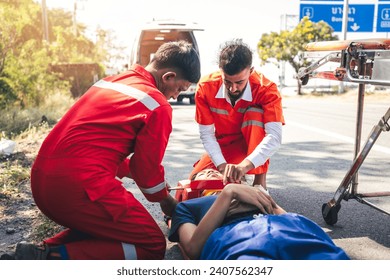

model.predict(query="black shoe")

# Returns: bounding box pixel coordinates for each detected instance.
[0,252,15,260]
[14,242,49,260]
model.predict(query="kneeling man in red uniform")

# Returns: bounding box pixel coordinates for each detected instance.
[6,41,201,260]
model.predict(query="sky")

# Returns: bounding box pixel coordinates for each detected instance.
[43,0,299,46]
[41,0,299,80]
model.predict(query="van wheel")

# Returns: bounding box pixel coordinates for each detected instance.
[177,96,184,103]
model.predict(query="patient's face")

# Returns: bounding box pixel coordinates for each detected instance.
[194,169,223,180]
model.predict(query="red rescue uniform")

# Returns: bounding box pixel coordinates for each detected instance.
[31,65,172,259]
[191,70,284,178]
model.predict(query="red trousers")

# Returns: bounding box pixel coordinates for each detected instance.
[31,157,165,260]
[190,106,269,179]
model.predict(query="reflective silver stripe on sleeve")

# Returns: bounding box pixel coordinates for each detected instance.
[122,243,137,260]
[210,107,229,115]
[237,107,264,114]
[139,181,166,194]
[242,120,264,129]
[94,79,160,111]
[246,107,264,114]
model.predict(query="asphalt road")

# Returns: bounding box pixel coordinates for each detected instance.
[124,92,390,260]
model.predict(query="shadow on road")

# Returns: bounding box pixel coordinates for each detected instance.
[269,140,390,257]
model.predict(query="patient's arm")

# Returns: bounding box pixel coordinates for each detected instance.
[226,185,286,217]
[177,183,278,259]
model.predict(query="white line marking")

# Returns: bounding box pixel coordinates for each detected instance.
[288,120,390,155]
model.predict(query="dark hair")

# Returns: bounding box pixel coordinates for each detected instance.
[151,41,201,83]
[218,39,252,75]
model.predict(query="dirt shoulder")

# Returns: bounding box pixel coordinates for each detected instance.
[0,125,180,259]
[0,126,54,256]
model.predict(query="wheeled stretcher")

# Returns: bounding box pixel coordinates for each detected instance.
[297,38,390,225]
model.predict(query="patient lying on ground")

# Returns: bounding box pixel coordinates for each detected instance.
[168,169,350,260]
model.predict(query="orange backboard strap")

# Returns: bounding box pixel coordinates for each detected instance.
[190,179,225,190]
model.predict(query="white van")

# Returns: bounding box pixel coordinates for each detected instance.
[129,19,203,104]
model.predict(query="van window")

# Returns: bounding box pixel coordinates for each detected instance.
[130,20,203,67]
[130,20,203,104]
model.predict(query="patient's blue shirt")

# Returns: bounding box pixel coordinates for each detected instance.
[169,196,350,260]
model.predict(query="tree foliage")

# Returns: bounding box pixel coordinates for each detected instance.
[0,0,122,110]
[257,17,338,94]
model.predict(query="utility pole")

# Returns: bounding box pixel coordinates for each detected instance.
[41,0,49,42]
[73,0,87,36]
[341,0,349,40]
[73,1,78,36]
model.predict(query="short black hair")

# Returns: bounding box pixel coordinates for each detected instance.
[218,39,252,75]
[151,41,201,83]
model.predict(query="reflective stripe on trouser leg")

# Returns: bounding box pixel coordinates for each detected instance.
[122,243,137,260]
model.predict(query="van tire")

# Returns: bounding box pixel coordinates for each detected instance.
[177,96,184,103]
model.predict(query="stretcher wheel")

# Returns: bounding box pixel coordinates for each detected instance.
[322,203,341,225]
[298,67,309,85]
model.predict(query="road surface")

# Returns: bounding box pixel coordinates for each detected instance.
[125,92,390,260]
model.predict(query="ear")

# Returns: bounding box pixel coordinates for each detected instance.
[162,71,177,83]
[249,66,254,74]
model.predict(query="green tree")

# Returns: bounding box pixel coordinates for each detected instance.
[0,0,122,110]
[0,0,54,108]
[257,17,338,95]
[0,0,126,139]
[47,9,125,71]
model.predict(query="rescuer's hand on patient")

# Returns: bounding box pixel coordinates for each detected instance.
[159,193,177,217]
[223,159,255,184]
[217,163,227,174]
[223,164,244,184]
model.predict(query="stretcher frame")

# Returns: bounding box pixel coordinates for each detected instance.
[297,38,390,225]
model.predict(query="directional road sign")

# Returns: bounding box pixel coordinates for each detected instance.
[377,4,390,32]
[299,3,375,32]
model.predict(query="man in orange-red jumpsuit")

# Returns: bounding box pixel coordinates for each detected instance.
[10,41,201,260]
[190,39,284,189]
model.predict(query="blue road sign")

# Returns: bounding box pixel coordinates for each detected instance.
[377,4,390,32]
[299,3,375,32]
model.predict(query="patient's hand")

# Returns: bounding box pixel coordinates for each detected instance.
[224,183,288,215]
[223,183,276,214]
[226,200,260,217]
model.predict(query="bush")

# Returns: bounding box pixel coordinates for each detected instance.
[0,91,74,138]
[0,77,18,109]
